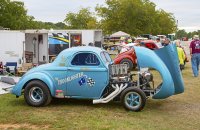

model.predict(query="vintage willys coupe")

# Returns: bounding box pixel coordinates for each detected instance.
[11,44,184,111]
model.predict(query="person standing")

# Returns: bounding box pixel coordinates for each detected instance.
[127,38,132,44]
[175,40,186,71]
[189,35,200,77]
[155,37,163,48]
[117,37,126,53]
[162,38,171,46]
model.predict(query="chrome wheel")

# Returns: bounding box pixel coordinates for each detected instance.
[120,59,134,70]
[122,61,130,68]
[29,87,44,103]
[125,91,141,110]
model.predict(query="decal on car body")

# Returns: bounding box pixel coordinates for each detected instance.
[55,72,84,85]
[78,76,95,87]
[87,78,95,87]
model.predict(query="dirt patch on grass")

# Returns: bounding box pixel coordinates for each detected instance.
[0,123,49,129]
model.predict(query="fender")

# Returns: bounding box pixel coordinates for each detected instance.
[134,44,184,99]
[114,49,136,64]
[12,72,56,96]
[134,46,173,99]
[115,54,135,64]
[123,55,136,64]
[154,44,184,94]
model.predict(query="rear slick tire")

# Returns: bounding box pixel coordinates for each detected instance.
[24,80,52,107]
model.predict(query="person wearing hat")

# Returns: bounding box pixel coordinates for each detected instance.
[189,35,200,77]
[117,37,126,53]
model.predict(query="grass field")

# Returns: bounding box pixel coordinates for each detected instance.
[0,62,200,130]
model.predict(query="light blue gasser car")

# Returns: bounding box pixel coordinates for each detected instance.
[11,44,184,111]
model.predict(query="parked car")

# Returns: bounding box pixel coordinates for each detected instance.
[114,48,137,69]
[114,40,158,70]
[8,45,184,112]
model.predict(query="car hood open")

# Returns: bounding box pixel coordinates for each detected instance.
[134,44,184,99]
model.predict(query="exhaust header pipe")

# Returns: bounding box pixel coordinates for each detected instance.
[93,83,128,104]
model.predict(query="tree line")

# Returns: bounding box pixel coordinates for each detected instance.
[1,0,178,35]
[175,29,200,39]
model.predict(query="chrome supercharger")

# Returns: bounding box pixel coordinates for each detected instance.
[109,64,129,83]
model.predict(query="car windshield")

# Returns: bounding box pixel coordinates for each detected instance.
[101,51,112,63]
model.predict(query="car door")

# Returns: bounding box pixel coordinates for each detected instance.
[66,52,108,99]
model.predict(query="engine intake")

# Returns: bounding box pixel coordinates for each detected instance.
[109,64,129,83]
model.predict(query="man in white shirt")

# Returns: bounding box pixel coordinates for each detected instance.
[155,38,163,48]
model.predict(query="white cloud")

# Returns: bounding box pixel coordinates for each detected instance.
[22,0,105,22]
[179,26,200,32]
[151,0,200,29]
[19,0,200,32]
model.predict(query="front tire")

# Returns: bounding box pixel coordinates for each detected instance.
[121,87,146,111]
[24,80,52,107]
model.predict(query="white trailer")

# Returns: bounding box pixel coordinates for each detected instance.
[70,30,103,47]
[0,30,25,68]
[0,29,103,69]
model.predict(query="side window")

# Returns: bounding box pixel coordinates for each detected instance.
[71,53,100,66]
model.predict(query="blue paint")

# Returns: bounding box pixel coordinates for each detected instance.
[12,46,111,99]
[11,45,184,102]
[134,44,184,99]
[79,76,87,86]
[126,93,140,107]
[154,44,184,94]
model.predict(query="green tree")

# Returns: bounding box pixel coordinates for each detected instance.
[187,30,200,39]
[187,32,192,39]
[175,29,187,39]
[96,0,177,35]
[0,0,30,29]
[0,0,65,30]
[155,10,177,35]
[64,8,98,29]
[55,22,68,29]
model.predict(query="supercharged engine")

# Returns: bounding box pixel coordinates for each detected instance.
[109,64,129,83]
[140,71,153,83]
[138,70,155,96]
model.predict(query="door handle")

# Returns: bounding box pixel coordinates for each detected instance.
[67,68,72,70]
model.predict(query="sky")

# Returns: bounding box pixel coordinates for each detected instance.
[19,0,200,32]
[151,0,200,32]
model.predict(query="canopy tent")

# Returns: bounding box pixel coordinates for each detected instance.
[110,31,130,37]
